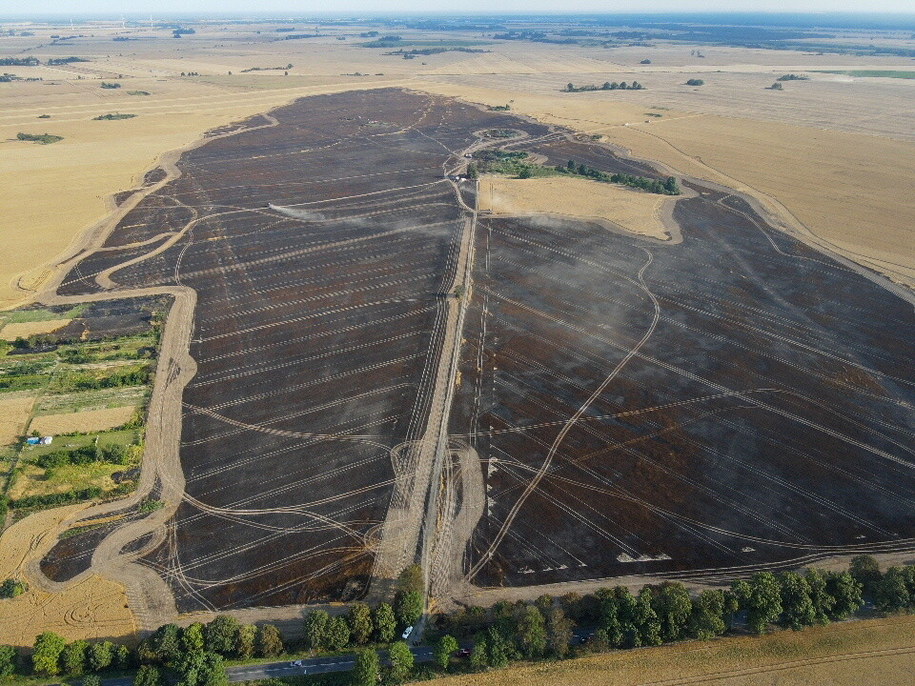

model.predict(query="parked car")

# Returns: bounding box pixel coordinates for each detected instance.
[401,626,414,639]
[455,648,471,658]
[289,660,304,667]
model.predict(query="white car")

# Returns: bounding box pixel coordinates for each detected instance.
[401,626,414,639]
[289,660,304,668]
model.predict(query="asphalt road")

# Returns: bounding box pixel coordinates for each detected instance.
[101,646,437,686]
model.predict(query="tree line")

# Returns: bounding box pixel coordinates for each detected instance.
[564,81,644,92]
[0,557,912,686]
[556,159,681,195]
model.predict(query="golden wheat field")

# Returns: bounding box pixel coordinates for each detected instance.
[478,175,674,241]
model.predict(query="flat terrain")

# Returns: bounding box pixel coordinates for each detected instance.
[478,175,673,240]
[1,17,913,646]
[422,614,915,686]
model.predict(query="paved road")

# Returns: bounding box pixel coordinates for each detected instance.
[101,646,436,686]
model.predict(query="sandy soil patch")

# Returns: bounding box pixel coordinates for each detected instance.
[0,318,72,340]
[0,505,135,647]
[423,615,915,686]
[478,175,673,240]
[29,405,137,436]
[0,394,35,447]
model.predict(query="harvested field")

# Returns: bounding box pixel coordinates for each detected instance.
[478,175,673,241]
[451,178,915,588]
[29,406,138,435]
[0,319,71,340]
[0,505,135,647]
[421,615,915,686]
[48,88,915,617]
[55,88,550,612]
[0,393,35,446]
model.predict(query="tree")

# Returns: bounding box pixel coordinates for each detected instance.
[779,573,816,630]
[664,176,680,195]
[652,582,692,642]
[32,632,67,676]
[546,607,574,658]
[634,588,662,647]
[566,160,576,171]
[393,590,424,628]
[469,636,487,670]
[303,610,331,650]
[348,603,373,646]
[804,569,835,625]
[235,624,257,659]
[373,603,397,643]
[466,162,479,180]
[134,664,162,686]
[396,564,424,595]
[386,641,414,683]
[875,567,911,612]
[83,675,102,686]
[484,628,511,668]
[434,634,458,671]
[255,625,284,658]
[566,83,574,92]
[351,649,380,686]
[826,571,863,619]
[114,643,133,669]
[743,573,783,634]
[688,589,727,639]
[517,166,533,179]
[0,578,26,598]
[182,623,206,653]
[140,624,182,665]
[514,605,547,659]
[326,615,351,650]
[849,555,882,597]
[0,644,17,679]
[61,641,89,677]
[174,651,227,686]
[204,616,241,656]
[87,640,115,672]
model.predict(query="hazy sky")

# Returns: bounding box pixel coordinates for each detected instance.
[9,1,915,16]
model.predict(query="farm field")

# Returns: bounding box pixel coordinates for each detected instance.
[422,614,915,686]
[41,87,915,620]
[1,15,914,650]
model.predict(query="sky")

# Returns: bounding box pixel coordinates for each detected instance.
[6,1,915,16]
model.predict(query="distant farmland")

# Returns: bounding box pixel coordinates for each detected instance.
[51,88,915,613]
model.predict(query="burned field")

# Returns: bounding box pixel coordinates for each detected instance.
[49,87,914,611]
[452,184,915,588]
[54,89,548,611]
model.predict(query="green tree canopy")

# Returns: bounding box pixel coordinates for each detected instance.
[0,644,18,679]
[326,615,351,651]
[434,634,459,671]
[387,641,414,683]
[546,607,575,658]
[32,632,67,676]
[779,573,816,630]
[396,564,424,595]
[235,624,257,659]
[514,605,547,659]
[134,664,162,686]
[826,571,863,619]
[87,640,115,672]
[303,610,331,650]
[742,573,783,634]
[688,589,726,640]
[351,649,380,686]
[373,603,397,643]
[255,625,284,658]
[393,590,424,628]
[348,603,374,646]
[204,616,241,656]
[182,623,205,653]
[651,582,692,642]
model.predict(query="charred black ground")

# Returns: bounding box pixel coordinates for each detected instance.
[52,88,915,610]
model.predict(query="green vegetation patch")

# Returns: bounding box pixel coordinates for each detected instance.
[92,113,137,120]
[814,69,915,79]
[127,90,151,95]
[0,304,85,327]
[100,81,121,89]
[564,81,645,92]
[16,132,63,144]
[48,362,151,394]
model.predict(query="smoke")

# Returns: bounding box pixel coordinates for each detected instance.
[268,203,326,222]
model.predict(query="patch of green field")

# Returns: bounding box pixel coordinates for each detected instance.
[815,69,915,79]
[34,385,147,415]
[47,362,151,395]
[0,304,85,327]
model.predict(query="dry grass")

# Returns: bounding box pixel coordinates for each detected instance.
[0,394,36,447]
[0,505,135,647]
[0,319,72,340]
[29,405,137,436]
[427,615,915,686]
[603,116,915,287]
[479,175,673,240]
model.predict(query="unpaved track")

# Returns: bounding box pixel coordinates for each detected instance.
[16,116,282,632]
